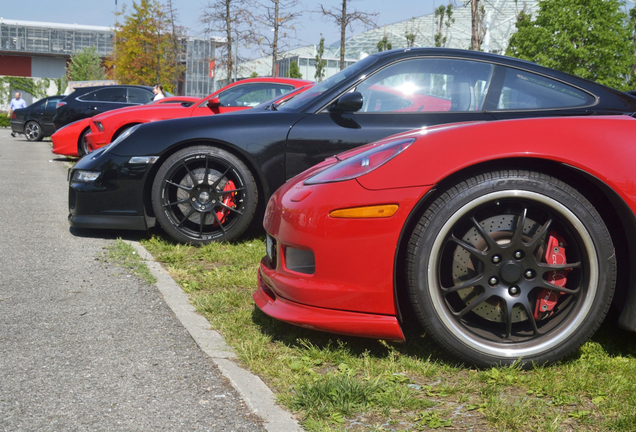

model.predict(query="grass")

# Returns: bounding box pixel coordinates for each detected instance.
[138,234,636,431]
[106,239,156,285]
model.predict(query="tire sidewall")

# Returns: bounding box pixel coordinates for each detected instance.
[408,171,615,367]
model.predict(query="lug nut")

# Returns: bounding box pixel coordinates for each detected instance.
[492,255,502,264]
[192,197,196,201]
[489,277,499,286]
[509,286,520,296]
[514,250,524,260]
[525,270,534,279]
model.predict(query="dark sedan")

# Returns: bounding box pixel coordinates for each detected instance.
[69,48,636,244]
[10,95,64,141]
[53,85,163,130]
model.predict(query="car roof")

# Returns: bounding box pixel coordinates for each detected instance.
[62,85,154,99]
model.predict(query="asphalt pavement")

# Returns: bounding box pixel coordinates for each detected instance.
[0,132,288,431]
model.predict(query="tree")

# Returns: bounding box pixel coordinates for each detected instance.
[405,18,419,48]
[201,0,255,82]
[506,0,633,90]
[288,60,302,78]
[376,30,392,52]
[315,35,327,81]
[164,0,187,93]
[318,0,377,70]
[67,47,106,81]
[465,0,485,50]
[257,0,301,77]
[107,0,180,92]
[434,4,454,48]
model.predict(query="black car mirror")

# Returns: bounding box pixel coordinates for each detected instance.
[331,91,363,113]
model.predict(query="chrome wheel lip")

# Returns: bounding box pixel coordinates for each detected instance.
[426,190,599,359]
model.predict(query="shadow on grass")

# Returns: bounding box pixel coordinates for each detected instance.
[250,302,636,369]
[590,306,636,358]
[250,305,465,368]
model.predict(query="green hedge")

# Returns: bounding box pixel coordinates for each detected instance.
[0,113,10,128]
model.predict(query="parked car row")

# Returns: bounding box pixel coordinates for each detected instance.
[61,48,636,366]
[50,77,311,157]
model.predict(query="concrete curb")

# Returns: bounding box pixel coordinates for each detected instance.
[123,240,302,432]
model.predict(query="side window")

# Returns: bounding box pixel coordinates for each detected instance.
[79,87,127,103]
[495,68,594,110]
[31,99,47,110]
[128,87,154,104]
[216,83,294,107]
[44,99,59,113]
[354,58,494,113]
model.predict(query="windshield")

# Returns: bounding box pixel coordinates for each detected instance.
[279,55,378,111]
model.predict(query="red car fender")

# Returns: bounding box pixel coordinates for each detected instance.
[358,116,636,216]
[51,118,92,157]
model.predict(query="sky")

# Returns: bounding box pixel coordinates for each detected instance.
[1,0,441,58]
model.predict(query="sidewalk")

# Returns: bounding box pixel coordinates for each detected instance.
[0,133,296,431]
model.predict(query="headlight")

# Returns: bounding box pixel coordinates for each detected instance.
[72,170,100,182]
[304,138,414,185]
[94,121,104,131]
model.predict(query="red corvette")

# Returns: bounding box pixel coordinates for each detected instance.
[84,77,312,152]
[256,115,636,367]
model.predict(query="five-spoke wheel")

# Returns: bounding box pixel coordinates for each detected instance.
[407,171,615,367]
[151,146,257,244]
[25,121,43,141]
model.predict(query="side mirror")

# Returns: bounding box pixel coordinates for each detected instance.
[207,97,221,107]
[331,91,363,113]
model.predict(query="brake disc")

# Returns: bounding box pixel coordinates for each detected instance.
[452,214,542,323]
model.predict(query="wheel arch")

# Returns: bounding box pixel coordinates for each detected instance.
[113,123,142,140]
[141,139,270,226]
[393,157,636,333]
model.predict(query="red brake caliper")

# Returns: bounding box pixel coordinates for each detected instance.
[533,231,569,319]
[215,180,236,225]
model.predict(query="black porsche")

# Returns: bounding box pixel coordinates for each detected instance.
[69,48,636,244]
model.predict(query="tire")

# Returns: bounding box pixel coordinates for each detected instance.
[406,170,616,367]
[25,121,43,141]
[78,128,90,156]
[151,146,258,245]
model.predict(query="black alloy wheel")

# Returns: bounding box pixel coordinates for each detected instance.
[151,146,257,244]
[25,121,43,141]
[78,128,90,156]
[406,171,616,367]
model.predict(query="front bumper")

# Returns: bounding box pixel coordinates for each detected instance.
[255,266,405,341]
[84,130,110,152]
[253,164,431,340]
[68,149,155,231]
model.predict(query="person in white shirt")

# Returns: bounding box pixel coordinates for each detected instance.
[8,92,27,117]
[153,84,166,101]
[8,92,28,137]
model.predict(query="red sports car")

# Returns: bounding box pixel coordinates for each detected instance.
[256,115,636,367]
[50,97,212,157]
[84,77,312,152]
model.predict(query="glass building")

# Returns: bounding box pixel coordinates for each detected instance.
[0,18,218,99]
